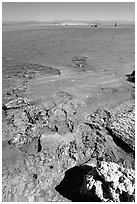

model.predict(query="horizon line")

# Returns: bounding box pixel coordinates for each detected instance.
[2,19,135,23]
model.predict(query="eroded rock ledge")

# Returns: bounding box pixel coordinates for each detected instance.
[6,63,61,79]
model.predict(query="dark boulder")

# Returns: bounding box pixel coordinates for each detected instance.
[131,70,135,82]
[126,70,135,83]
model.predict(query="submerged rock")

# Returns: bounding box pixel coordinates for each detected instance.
[9,63,61,79]
[72,56,87,69]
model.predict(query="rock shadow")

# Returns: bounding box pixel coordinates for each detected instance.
[106,127,135,158]
[55,165,101,202]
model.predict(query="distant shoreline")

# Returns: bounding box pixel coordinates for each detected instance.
[2,24,135,32]
[2,20,135,26]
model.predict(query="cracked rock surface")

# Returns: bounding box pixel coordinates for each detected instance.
[2,91,135,201]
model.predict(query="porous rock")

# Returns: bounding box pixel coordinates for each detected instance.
[107,102,135,152]
[81,161,135,202]
[2,96,135,201]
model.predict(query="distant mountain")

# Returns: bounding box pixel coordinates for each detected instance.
[3,20,135,26]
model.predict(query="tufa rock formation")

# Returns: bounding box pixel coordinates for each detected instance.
[80,161,135,202]
[2,89,135,201]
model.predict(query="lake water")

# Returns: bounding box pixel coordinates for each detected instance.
[2,25,135,79]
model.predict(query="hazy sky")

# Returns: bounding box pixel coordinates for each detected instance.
[2,2,135,22]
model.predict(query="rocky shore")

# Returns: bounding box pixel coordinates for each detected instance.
[2,22,135,202]
[2,68,135,201]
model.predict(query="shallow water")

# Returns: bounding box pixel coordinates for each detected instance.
[2,25,135,79]
[2,25,135,111]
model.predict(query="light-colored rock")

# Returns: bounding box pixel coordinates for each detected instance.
[5,97,29,109]
[107,102,135,151]
[81,161,135,202]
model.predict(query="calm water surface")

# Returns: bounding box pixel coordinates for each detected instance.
[2,25,135,79]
